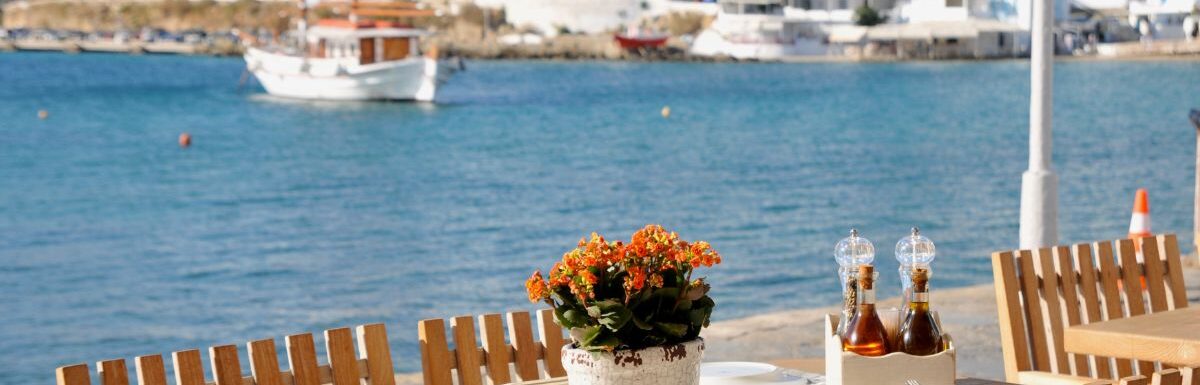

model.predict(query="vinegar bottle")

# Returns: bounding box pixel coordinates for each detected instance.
[897,267,944,355]
[842,264,890,356]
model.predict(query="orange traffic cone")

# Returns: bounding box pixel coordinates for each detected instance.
[1128,188,1151,256]
[1126,188,1150,290]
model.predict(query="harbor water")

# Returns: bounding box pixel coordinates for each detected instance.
[1,53,1198,383]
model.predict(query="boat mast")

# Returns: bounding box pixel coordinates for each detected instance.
[298,0,309,51]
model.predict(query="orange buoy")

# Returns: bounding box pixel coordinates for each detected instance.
[37,110,48,120]
[661,106,671,118]
[179,133,192,148]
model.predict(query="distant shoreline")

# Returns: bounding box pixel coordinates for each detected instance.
[4,47,1199,65]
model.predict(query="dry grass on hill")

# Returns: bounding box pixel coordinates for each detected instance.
[2,0,298,32]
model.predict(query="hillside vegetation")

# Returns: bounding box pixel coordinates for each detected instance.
[2,0,299,32]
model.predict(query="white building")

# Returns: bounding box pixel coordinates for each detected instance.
[1127,0,1199,40]
[466,0,719,35]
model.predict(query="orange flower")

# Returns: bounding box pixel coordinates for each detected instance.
[526,271,549,303]
[624,267,647,291]
[530,225,722,305]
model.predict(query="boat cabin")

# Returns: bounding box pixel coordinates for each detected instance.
[306,19,425,65]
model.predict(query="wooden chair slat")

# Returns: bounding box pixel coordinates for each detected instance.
[57,364,92,385]
[1154,369,1183,385]
[1116,239,1156,376]
[537,308,568,378]
[356,324,397,385]
[1056,246,1091,377]
[418,319,455,385]
[1076,243,1115,379]
[1096,241,1136,378]
[1036,247,1072,374]
[1017,249,1052,372]
[247,339,285,385]
[1158,235,1189,309]
[1116,239,1149,317]
[172,350,207,385]
[98,359,129,385]
[479,313,513,385]
[134,355,167,385]
[324,328,360,385]
[507,311,541,381]
[993,251,1032,383]
[285,334,322,385]
[1184,366,1200,385]
[209,345,243,385]
[450,316,485,385]
[1140,237,1170,313]
[1122,375,1151,385]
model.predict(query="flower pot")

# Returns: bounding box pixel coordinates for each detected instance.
[561,338,705,385]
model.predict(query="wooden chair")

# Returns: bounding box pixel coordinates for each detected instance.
[992,234,1198,385]
[418,308,568,385]
[56,323,398,385]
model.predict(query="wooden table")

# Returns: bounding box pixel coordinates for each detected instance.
[1064,307,1200,366]
[506,358,1016,385]
[507,376,1014,385]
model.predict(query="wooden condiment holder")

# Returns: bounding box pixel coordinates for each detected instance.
[824,310,956,385]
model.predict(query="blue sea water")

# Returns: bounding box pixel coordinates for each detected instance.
[1,52,1198,383]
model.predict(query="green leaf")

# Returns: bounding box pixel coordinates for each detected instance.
[651,287,680,299]
[587,299,632,331]
[654,322,689,338]
[557,307,589,329]
[630,314,654,331]
[687,307,711,327]
[575,325,603,346]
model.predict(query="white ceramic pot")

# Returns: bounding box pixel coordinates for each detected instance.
[561,338,705,385]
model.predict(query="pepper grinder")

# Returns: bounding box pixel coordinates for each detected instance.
[834,228,875,337]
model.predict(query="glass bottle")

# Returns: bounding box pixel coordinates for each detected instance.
[897,267,944,356]
[895,227,936,313]
[842,264,890,357]
[834,228,875,337]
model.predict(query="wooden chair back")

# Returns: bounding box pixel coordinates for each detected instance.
[56,323,398,385]
[418,308,568,385]
[992,234,1191,383]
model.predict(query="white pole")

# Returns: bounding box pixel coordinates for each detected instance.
[1019,0,1058,249]
[1189,109,1200,259]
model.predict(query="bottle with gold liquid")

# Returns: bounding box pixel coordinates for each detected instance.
[897,267,944,355]
[842,264,890,356]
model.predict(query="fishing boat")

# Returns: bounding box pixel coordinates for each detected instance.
[243,1,453,102]
[690,0,828,60]
[614,26,669,50]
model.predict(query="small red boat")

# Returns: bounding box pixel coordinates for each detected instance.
[614,27,669,50]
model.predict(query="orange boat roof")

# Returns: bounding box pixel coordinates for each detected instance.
[316,19,409,29]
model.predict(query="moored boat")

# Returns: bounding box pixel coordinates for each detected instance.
[243,1,454,102]
[614,26,669,49]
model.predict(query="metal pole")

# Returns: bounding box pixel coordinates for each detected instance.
[1190,109,1200,260]
[1019,0,1058,249]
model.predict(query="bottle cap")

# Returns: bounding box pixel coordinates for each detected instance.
[857,264,875,289]
[858,264,874,277]
[912,267,929,283]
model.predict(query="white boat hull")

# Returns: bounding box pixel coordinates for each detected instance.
[244,47,440,102]
[690,29,827,60]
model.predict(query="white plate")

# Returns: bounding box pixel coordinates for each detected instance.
[699,362,818,384]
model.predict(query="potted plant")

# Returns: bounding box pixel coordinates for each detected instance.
[525,225,723,385]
